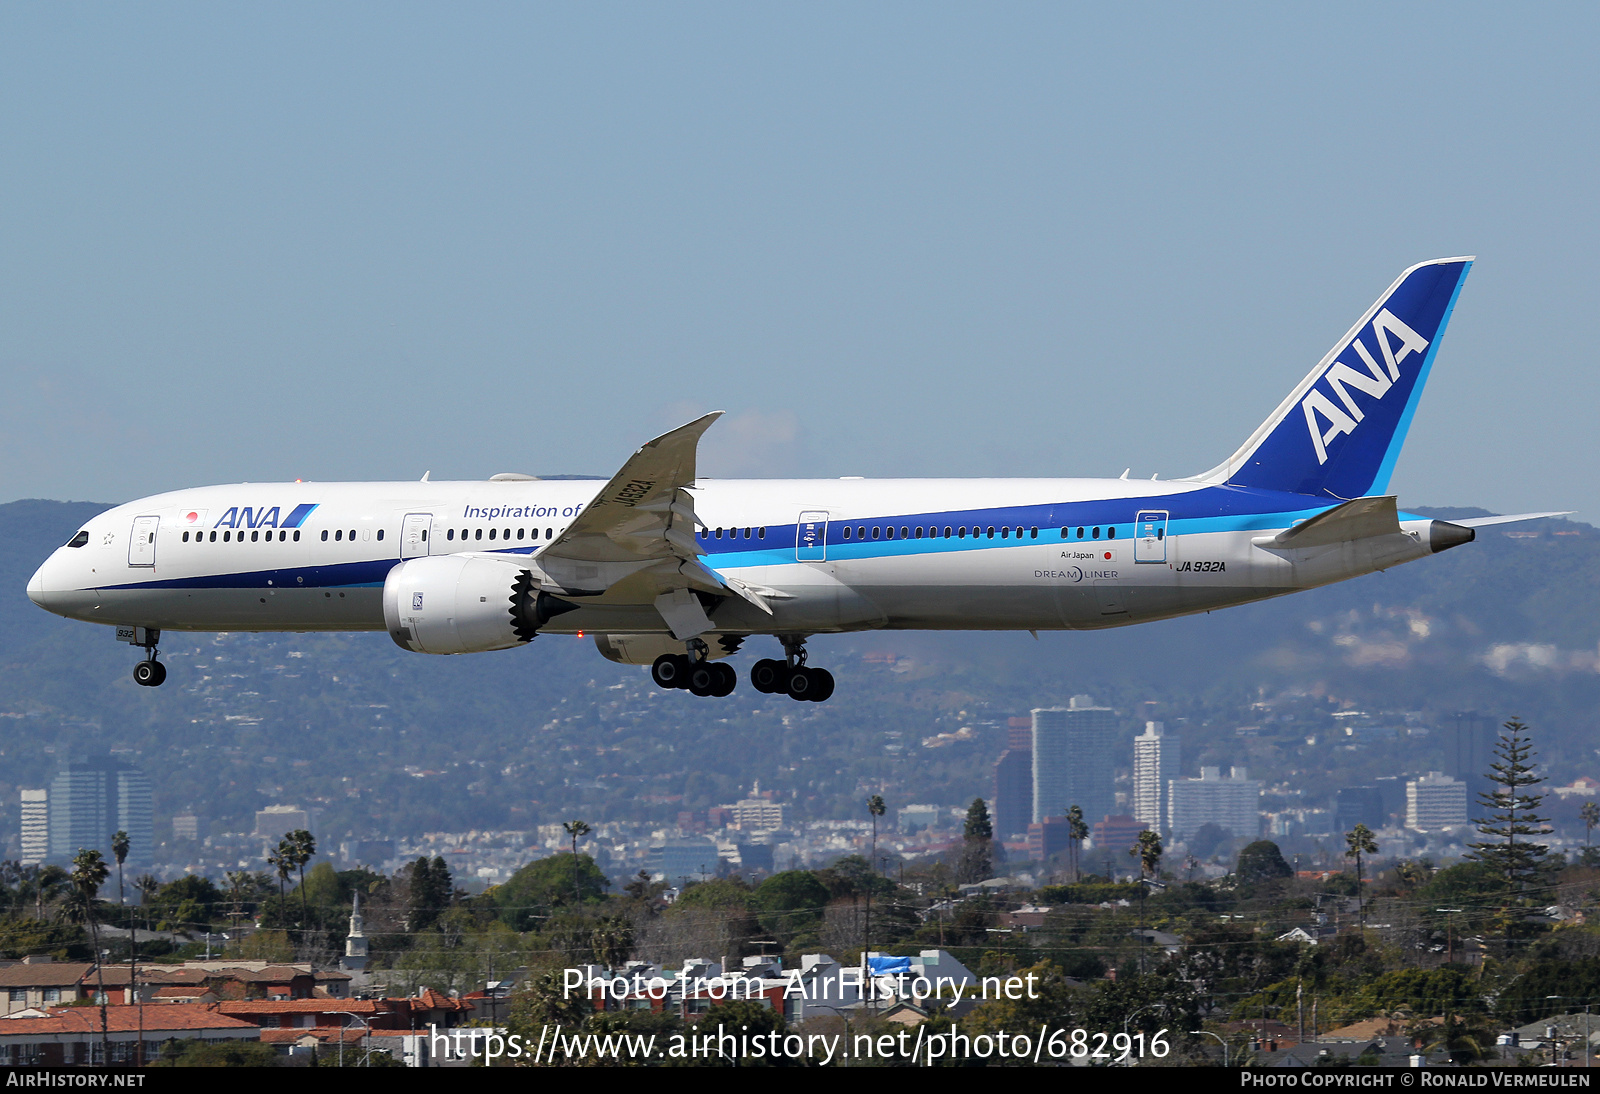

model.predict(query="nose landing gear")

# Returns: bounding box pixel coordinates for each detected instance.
[132,657,166,687]
[122,627,167,687]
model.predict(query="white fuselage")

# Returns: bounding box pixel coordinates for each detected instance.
[27,476,1447,641]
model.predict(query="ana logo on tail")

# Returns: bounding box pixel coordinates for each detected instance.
[1301,309,1430,464]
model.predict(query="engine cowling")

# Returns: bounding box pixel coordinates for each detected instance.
[382,555,576,654]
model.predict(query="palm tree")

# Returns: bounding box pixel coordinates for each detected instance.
[1067,805,1088,882]
[1344,823,1378,930]
[71,849,111,1064]
[562,820,592,905]
[268,842,294,924]
[110,832,129,906]
[287,830,316,936]
[866,795,886,953]
[1582,801,1599,856]
[110,830,135,1035]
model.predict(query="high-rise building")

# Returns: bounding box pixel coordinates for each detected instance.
[1132,722,1180,834]
[993,749,1033,839]
[46,759,152,866]
[1333,786,1386,835]
[1031,698,1117,825]
[1406,772,1470,831]
[1091,814,1148,859]
[1027,816,1074,862]
[1451,712,1497,820]
[19,790,47,866]
[730,783,785,831]
[254,805,311,839]
[1167,766,1261,842]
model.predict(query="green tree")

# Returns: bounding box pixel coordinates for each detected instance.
[1236,840,1293,889]
[753,871,830,952]
[1344,823,1377,930]
[1467,718,1550,944]
[957,798,994,883]
[495,855,605,929]
[407,857,453,932]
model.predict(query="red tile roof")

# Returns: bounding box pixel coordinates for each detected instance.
[0,963,92,988]
[218,1000,387,1016]
[0,1004,258,1036]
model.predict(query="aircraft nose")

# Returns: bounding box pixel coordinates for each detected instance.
[27,561,47,608]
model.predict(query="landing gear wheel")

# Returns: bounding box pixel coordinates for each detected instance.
[784,666,816,701]
[711,662,737,697]
[651,654,692,690]
[132,660,166,687]
[688,662,719,697]
[805,667,834,702]
[750,659,784,694]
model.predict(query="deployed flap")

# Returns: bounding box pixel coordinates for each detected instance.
[534,413,722,595]
[654,589,714,641]
[1269,495,1400,549]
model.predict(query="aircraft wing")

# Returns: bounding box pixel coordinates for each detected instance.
[519,413,771,638]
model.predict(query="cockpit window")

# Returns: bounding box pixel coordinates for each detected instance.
[66,531,89,548]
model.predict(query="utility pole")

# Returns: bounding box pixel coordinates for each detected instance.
[1297,980,1304,1045]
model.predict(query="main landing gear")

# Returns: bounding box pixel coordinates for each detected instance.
[650,636,835,701]
[651,639,737,698]
[751,636,834,703]
[127,628,167,687]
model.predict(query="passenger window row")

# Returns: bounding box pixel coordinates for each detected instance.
[841,525,1044,542]
[1059,526,1116,540]
[183,529,306,543]
[698,528,767,540]
[446,527,555,542]
[179,526,573,546]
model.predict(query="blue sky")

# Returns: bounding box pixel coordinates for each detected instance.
[2,4,1595,518]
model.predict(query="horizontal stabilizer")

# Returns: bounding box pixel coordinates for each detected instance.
[1451,511,1573,528]
[1268,495,1400,549]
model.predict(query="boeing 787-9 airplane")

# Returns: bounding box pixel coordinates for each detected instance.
[28,257,1558,701]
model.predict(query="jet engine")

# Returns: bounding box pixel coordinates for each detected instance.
[382,555,576,654]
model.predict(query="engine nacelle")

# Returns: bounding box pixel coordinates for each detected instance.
[382,555,576,654]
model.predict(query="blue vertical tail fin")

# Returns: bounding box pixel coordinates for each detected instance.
[1192,257,1473,499]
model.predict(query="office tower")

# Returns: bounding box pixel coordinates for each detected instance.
[993,749,1033,839]
[1132,722,1180,834]
[1031,698,1117,825]
[254,805,311,839]
[1451,712,1497,820]
[1406,772,1470,831]
[19,790,47,866]
[1167,766,1261,842]
[46,758,152,866]
[1333,786,1386,835]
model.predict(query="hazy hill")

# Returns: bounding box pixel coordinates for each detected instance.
[1,499,1596,854]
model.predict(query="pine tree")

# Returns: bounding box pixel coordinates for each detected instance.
[956,798,994,883]
[1467,718,1550,943]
